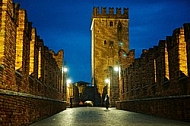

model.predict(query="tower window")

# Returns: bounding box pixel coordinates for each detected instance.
[104,40,107,45]
[110,21,113,27]
[109,41,114,48]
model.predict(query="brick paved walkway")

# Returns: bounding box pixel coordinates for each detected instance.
[30,107,190,126]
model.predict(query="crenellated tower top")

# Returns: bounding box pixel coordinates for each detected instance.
[92,7,128,19]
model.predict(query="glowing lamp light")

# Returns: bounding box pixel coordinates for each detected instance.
[114,66,119,72]
[119,41,123,46]
[123,53,127,57]
[63,67,68,72]
[105,78,110,84]
[66,79,72,85]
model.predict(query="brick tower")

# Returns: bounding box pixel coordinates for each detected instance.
[91,7,129,106]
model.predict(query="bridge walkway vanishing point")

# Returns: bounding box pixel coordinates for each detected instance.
[30,107,190,126]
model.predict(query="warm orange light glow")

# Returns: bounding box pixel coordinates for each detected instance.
[66,79,71,85]
[114,66,119,72]
[105,78,110,84]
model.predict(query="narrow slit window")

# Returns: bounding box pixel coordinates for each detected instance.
[104,40,107,45]
[109,41,114,48]
[110,21,113,26]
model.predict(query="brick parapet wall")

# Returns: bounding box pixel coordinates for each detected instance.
[92,7,128,19]
[0,89,66,126]
[184,23,190,76]
[117,23,190,121]
[0,0,65,125]
[120,24,190,98]
[116,95,190,122]
[0,0,18,91]
[15,9,32,93]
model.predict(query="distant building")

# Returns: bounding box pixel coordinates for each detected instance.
[72,81,101,106]
[75,81,90,96]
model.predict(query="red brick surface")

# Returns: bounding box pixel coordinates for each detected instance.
[0,0,66,125]
[117,23,190,121]
[116,96,190,122]
[0,91,66,126]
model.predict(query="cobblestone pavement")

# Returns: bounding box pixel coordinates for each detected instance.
[30,107,190,126]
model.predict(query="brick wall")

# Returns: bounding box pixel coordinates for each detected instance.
[116,96,190,122]
[0,0,66,125]
[0,0,18,91]
[117,23,190,121]
[16,9,32,93]
[0,89,66,126]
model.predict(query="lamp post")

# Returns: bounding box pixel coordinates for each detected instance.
[114,66,120,72]
[105,78,110,97]
[108,65,120,107]
[66,78,73,105]
[63,67,68,73]
[62,66,68,101]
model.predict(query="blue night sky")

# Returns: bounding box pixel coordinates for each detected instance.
[14,0,190,83]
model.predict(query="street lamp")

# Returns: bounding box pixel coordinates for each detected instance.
[114,66,119,72]
[105,78,110,98]
[108,65,120,107]
[105,78,110,84]
[66,78,73,105]
[62,66,69,101]
[63,67,68,73]
[66,78,72,85]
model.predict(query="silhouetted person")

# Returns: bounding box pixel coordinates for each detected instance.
[104,94,109,109]
[70,98,73,108]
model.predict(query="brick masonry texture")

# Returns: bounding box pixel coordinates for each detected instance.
[91,7,133,106]
[0,0,66,125]
[116,23,190,122]
[0,89,66,126]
